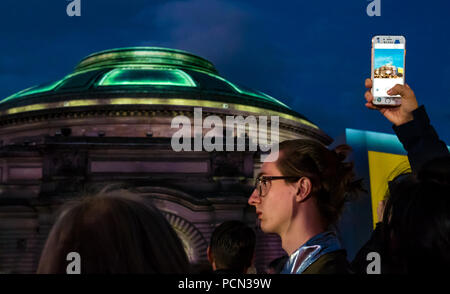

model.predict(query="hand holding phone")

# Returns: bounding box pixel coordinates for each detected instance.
[364,78,419,126]
[371,35,406,106]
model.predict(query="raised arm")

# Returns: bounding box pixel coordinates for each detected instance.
[364,78,448,173]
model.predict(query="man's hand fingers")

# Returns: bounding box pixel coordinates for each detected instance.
[364,89,373,102]
[364,86,380,110]
[365,78,372,89]
[387,84,408,96]
[365,102,381,110]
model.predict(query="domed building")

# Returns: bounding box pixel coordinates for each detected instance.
[0,47,331,273]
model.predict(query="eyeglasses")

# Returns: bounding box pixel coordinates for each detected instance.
[254,176,302,197]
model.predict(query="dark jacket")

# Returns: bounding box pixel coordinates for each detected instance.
[393,105,449,173]
[351,105,449,274]
[350,222,387,274]
[302,250,350,274]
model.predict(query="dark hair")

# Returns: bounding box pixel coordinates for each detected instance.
[277,139,363,226]
[209,221,256,272]
[382,155,450,273]
[37,190,189,273]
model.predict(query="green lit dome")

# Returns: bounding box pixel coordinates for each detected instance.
[1,49,303,115]
[0,47,329,143]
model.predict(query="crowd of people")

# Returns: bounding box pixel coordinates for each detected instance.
[33,79,449,274]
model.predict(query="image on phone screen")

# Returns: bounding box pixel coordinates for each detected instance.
[373,42,405,98]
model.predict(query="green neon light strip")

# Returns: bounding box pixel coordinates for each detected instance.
[0,97,318,129]
[76,47,217,74]
[1,69,107,103]
[254,91,290,109]
[240,87,290,109]
[1,80,63,104]
[192,70,290,109]
[1,86,35,103]
[97,68,197,87]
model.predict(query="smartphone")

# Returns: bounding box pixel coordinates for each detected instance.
[371,35,406,106]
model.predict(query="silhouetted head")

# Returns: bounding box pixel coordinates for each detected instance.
[383,155,450,273]
[207,220,256,273]
[37,190,189,273]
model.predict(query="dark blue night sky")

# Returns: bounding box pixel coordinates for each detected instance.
[1,0,449,143]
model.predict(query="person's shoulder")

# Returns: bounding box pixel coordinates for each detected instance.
[302,250,351,274]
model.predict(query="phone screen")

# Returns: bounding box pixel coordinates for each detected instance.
[372,42,405,98]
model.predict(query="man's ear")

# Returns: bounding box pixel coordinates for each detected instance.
[295,177,312,203]
[207,245,216,270]
[207,245,213,264]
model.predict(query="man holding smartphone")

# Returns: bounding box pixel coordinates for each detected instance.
[363,78,448,171]
[351,78,449,274]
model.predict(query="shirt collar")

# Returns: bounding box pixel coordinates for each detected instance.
[281,231,342,274]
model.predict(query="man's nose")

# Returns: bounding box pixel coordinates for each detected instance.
[248,189,261,206]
